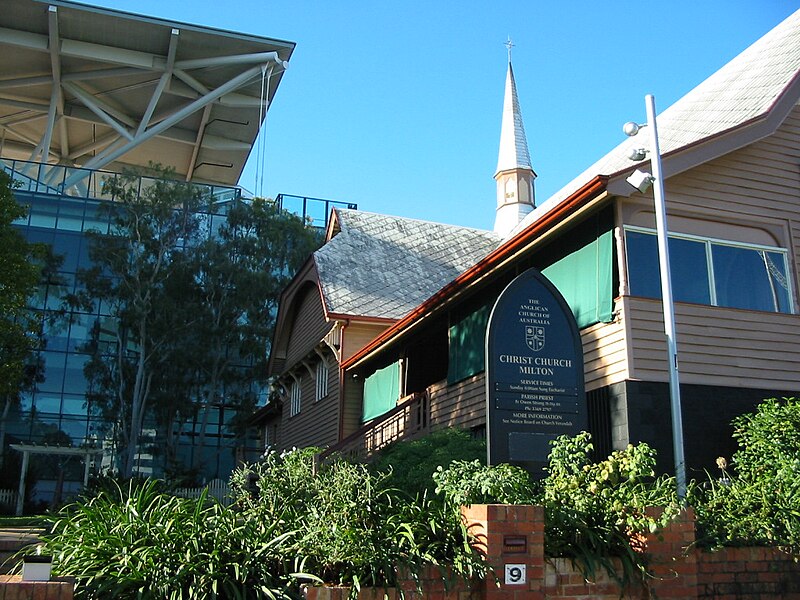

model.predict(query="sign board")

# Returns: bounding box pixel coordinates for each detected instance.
[486,267,586,476]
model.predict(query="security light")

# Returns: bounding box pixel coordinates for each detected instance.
[626,168,654,192]
[623,121,644,136]
[628,147,648,161]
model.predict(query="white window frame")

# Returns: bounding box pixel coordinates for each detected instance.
[289,376,302,417]
[316,359,329,401]
[624,225,794,313]
[263,423,276,449]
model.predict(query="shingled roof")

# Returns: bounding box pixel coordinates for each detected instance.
[315,208,501,320]
[510,8,800,238]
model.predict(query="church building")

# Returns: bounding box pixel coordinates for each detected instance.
[259,10,800,476]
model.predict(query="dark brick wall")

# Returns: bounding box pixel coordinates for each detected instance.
[606,382,798,474]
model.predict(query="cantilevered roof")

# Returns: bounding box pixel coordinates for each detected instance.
[0,0,294,186]
[510,7,800,238]
[315,209,501,320]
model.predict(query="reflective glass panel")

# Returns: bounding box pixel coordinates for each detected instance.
[29,197,59,228]
[712,244,791,313]
[626,231,710,304]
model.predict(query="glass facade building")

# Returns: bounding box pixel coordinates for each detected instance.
[6,161,248,488]
[4,160,352,503]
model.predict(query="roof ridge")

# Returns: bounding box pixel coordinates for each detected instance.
[335,207,499,236]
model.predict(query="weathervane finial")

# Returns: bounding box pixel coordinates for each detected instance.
[505,36,515,63]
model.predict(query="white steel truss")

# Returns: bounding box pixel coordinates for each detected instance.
[0,1,293,187]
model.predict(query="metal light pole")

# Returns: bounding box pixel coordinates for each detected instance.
[625,94,687,499]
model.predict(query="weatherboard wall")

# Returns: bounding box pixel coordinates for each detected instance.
[620,104,800,392]
[279,359,340,450]
[284,283,332,368]
[426,315,630,432]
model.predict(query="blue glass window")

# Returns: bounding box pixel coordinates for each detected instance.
[626,228,792,314]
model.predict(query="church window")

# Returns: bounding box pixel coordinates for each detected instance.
[625,227,792,313]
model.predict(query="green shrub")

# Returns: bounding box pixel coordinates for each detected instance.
[693,397,800,553]
[230,448,487,595]
[36,479,306,599]
[542,432,680,584]
[432,432,680,586]
[433,459,537,507]
[370,428,486,499]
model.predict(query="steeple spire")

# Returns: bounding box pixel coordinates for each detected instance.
[493,41,536,237]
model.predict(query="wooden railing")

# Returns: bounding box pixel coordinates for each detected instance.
[0,489,14,510]
[319,391,429,464]
[173,478,232,506]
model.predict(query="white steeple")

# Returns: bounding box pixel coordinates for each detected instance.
[493,44,536,237]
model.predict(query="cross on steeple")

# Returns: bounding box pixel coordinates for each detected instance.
[505,36,515,62]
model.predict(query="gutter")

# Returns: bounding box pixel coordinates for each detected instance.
[343,174,609,371]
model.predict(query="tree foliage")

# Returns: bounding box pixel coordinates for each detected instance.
[70,165,321,479]
[0,171,41,399]
[693,397,800,553]
[182,197,322,471]
[370,428,486,499]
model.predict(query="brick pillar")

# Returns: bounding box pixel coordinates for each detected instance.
[461,504,544,600]
[646,507,698,599]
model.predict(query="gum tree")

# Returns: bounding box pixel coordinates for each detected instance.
[72,165,321,479]
[72,167,205,478]
[0,171,46,468]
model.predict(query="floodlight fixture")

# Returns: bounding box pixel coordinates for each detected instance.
[626,168,654,192]
[623,121,646,137]
[628,147,648,161]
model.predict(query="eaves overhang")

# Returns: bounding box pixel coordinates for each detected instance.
[0,0,295,186]
[324,313,398,325]
[608,68,800,197]
[342,175,609,372]
[267,257,322,376]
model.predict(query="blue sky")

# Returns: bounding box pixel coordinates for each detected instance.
[91,1,798,230]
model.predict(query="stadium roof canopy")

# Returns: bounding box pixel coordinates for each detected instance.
[0,0,295,186]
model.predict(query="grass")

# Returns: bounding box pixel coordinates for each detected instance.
[0,515,49,527]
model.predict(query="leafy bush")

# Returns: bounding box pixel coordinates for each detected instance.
[433,459,537,507]
[432,432,680,586]
[36,479,306,599]
[693,397,800,553]
[370,428,486,499]
[542,432,680,584]
[230,448,487,595]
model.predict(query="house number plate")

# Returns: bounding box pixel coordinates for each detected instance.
[504,563,526,585]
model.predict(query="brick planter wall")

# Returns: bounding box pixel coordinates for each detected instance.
[0,575,74,600]
[697,546,800,598]
[303,505,800,600]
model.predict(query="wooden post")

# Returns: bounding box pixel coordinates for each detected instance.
[16,449,29,516]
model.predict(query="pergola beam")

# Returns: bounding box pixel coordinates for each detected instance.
[10,444,103,516]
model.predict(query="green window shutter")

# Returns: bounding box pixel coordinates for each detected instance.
[447,302,491,384]
[362,361,400,422]
[542,227,613,329]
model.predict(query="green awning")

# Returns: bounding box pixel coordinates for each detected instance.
[362,361,400,422]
